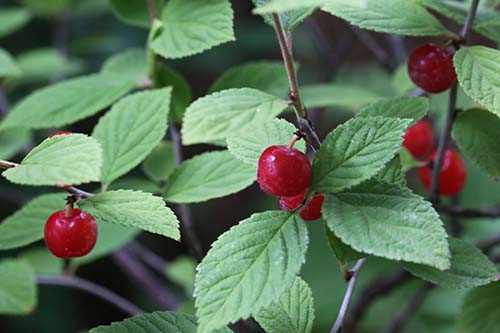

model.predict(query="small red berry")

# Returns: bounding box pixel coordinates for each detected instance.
[44,208,98,258]
[402,119,435,160]
[418,149,467,196]
[48,131,73,138]
[408,43,456,93]
[257,145,311,197]
[279,190,325,221]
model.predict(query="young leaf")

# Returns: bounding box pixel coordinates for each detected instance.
[323,180,451,270]
[251,0,318,32]
[227,118,306,167]
[2,134,103,186]
[0,7,31,38]
[301,84,382,109]
[142,141,176,183]
[101,48,148,85]
[459,282,500,333]
[403,238,498,289]
[0,48,21,78]
[0,129,32,160]
[109,0,165,28]
[151,0,235,59]
[0,260,36,314]
[452,108,500,179]
[311,116,411,193]
[254,277,315,333]
[90,311,232,333]
[182,88,288,145]
[375,156,407,187]
[164,151,255,203]
[0,193,66,250]
[73,222,140,264]
[78,190,180,241]
[454,46,500,118]
[195,211,308,333]
[19,248,63,275]
[357,96,429,126]
[209,61,289,98]
[322,0,449,36]
[0,73,135,130]
[92,88,170,186]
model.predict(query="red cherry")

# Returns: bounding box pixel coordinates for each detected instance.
[418,149,467,196]
[279,190,325,221]
[408,43,456,93]
[257,145,311,197]
[48,131,73,138]
[44,208,98,258]
[402,119,435,160]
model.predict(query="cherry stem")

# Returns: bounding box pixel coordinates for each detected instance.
[65,201,74,218]
[287,134,301,149]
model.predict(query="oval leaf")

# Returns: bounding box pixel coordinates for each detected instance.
[0,260,36,315]
[357,96,429,126]
[459,282,500,333]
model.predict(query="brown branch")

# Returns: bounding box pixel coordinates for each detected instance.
[436,204,500,219]
[350,26,395,72]
[146,0,159,20]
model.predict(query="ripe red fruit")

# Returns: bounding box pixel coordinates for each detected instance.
[418,149,467,196]
[402,119,435,160]
[44,208,98,258]
[48,131,73,138]
[257,145,311,197]
[408,43,456,93]
[279,190,325,221]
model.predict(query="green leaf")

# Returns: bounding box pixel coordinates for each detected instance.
[90,311,232,333]
[151,0,235,59]
[165,256,197,295]
[375,156,407,187]
[195,211,308,333]
[0,260,36,314]
[459,282,500,333]
[209,61,289,98]
[251,0,318,31]
[0,73,135,130]
[322,0,449,36]
[182,88,288,145]
[323,180,450,270]
[357,96,429,126]
[74,222,140,264]
[2,134,102,186]
[453,108,500,179]
[0,193,66,250]
[164,150,255,203]
[154,63,192,124]
[15,48,83,83]
[227,118,306,167]
[454,46,500,118]
[109,0,166,28]
[0,48,21,78]
[422,0,500,44]
[93,88,170,186]
[19,248,63,275]
[78,190,180,241]
[311,116,411,193]
[301,84,382,109]
[403,238,498,289]
[0,129,32,160]
[101,48,148,85]
[142,141,176,183]
[255,277,315,333]
[325,226,363,264]
[0,7,31,38]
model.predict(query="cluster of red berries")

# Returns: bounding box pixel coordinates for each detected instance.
[43,131,98,258]
[257,145,324,221]
[403,119,467,196]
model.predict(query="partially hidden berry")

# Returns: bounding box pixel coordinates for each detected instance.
[402,119,435,160]
[408,43,456,93]
[257,145,311,197]
[279,189,325,221]
[48,131,73,138]
[418,149,467,196]
[44,208,98,258]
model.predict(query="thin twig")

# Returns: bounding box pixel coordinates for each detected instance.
[36,275,144,316]
[350,26,394,72]
[170,125,204,261]
[478,234,500,253]
[386,283,433,333]
[460,0,480,41]
[146,0,159,20]
[331,258,367,333]
[0,87,10,117]
[128,241,169,275]
[112,249,180,310]
[436,204,500,219]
